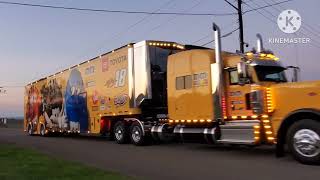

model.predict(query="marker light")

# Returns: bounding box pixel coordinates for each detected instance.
[266,54,274,58]
[246,52,254,56]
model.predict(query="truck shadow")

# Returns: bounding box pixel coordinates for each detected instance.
[47,134,283,158]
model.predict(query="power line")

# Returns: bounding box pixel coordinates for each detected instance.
[134,0,203,41]
[192,19,239,44]
[201,27,239,46]
[243,0,295,14]
[247,0,320,48]
[69,0,177,68]
[0,1,235,16]
[265,0,320,39]
[243,1,320,49]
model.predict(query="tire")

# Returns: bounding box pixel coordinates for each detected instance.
[27,124,33,136]
[130,122,147,146]
[40,124,46,137]
[113,121,129,144]
[287,119,320,165]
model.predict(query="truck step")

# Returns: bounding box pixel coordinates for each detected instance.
[218,120,260,145]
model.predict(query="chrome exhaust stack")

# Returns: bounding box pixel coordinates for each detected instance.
[212,23,225,123]
[256,33,264,53]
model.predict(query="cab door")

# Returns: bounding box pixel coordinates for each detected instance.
[225,68,253,118]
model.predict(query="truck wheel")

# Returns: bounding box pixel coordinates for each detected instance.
[40,124,46,137]
[27,124,33,136]
[130,122,146,146]
[287,119,320,165]
[113,121,129,144]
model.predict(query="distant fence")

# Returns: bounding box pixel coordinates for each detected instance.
[0,118,23,128]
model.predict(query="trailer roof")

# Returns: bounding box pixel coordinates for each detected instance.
[27,40,200,86]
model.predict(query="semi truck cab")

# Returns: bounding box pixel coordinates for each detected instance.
[162,24,320,164]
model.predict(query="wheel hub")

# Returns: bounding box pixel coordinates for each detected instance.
[294,129,320,157]
[115,127,123,140]
[132,126,141,142]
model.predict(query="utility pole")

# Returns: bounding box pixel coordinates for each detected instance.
[224,0,245,53]
[237,0,244,53]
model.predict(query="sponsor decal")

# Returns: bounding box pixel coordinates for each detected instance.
[102,55,127,72]
[114,94,128,107]
[65,69,89,132]
[105,77,116,88]
[85,66,95,75]
[86,80,95,87]
[102,58,109,72]
[92,106,99,111]
[193,72,208,87]
[104,69,127,88]
[100,105,106,111]
[230,91,242,97]
[231,100,243,105]
[231,100,244,111]
[92,91,99,105]
[109,55,127,66]
[114,69,127,87]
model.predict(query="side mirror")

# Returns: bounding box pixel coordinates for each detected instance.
[237,61,249,85]
[286,66,300,82]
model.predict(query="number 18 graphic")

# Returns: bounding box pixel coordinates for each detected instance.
[115,69,127,87]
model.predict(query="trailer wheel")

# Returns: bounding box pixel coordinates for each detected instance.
[40,124,46,137]
[27,124,33,136]
[287,119,320,165]
[113,121,129,144]
[130,122,146,146]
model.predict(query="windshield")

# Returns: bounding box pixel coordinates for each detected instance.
[254,65,287,82]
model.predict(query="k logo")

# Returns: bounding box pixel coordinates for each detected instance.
[277,10,301,34]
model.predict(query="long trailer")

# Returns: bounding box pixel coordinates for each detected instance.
[25,23,320,164]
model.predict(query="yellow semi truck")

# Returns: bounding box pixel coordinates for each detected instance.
[24,23,320,164]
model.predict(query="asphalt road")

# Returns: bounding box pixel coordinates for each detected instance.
[0,127,319,180]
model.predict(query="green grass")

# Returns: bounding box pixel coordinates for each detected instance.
[0,144,132,180]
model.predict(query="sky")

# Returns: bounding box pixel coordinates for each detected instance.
[0,0,319,117]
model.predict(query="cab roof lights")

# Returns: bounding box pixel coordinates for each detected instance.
[244,51,279,61]
[148,41,185,49]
